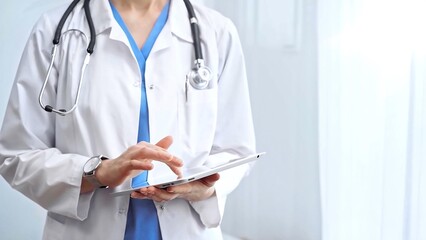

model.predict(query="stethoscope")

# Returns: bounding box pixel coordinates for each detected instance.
[39,0,212,116]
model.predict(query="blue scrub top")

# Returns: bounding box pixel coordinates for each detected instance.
[110,2,170,239]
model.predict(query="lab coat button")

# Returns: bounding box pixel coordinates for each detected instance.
[149,84,154,90]
[159,205,165,210]
[119,208,127,215]
[133,81,141,87]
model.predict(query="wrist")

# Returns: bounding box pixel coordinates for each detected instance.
[94,159,109,187]
[83,155,109,189]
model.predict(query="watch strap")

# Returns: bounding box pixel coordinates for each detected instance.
[85,174,108,189]
[84,155,109,189]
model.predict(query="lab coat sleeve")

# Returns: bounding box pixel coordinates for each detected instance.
[190,17,256,228]
[0,14,94,221]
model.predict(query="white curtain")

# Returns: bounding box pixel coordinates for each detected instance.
[318,0,426,240]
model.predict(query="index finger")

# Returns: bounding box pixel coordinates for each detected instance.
[130,145,183,173]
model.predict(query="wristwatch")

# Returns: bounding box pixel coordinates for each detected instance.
[83,155,108,188]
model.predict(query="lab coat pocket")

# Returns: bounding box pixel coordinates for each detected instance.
[179,82,218,154]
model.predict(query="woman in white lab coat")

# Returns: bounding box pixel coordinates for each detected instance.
[0,0,256,239]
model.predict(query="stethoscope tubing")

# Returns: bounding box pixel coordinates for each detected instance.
[39,29,91,116]
[40,0,94,115]
[40,0,210,116]
[83,0,96,54]
[183,0,203,62]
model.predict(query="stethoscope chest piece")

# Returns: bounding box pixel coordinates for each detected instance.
[187,64,212,90]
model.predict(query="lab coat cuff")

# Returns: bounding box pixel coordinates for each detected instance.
[74,190,95,221]
[189,160,252,228]
[64,154,95,221]
[189,191,224,228]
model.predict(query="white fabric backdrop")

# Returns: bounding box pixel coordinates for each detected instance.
[318,0,426,239]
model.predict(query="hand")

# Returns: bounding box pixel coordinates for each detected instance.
[82,136,183,192]
[130,173,220,202]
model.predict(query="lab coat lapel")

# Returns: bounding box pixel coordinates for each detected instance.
[88,0,193,55]
[149,18,172,54]
[150,0,193,55]
[90,0,115,35]
[95,0,140,67]
[169,0,193,43]
[108,20,133,51]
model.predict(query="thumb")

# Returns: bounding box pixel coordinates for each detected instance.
[201,173,220,187]
[156,136,173,150]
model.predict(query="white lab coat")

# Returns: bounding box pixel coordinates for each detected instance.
[0,0,255,239]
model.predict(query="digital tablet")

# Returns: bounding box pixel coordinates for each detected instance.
[111,152,265,196]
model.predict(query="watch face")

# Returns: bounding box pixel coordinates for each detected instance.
[84,157,101,174]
